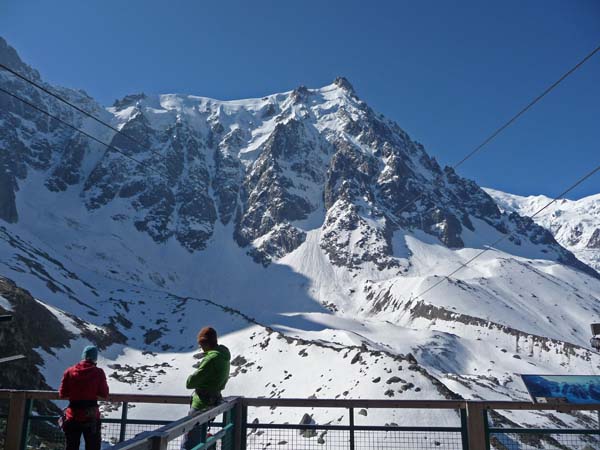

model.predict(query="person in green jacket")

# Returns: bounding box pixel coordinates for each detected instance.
[181,326,231,450]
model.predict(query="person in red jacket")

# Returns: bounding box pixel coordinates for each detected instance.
[59,345,109,450]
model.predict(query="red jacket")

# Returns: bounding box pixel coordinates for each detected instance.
[59,360,109,421]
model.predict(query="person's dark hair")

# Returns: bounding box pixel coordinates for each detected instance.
[197,327,218,347]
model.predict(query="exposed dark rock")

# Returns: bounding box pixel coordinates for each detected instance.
[0,168,18,223]
[113,93,147,110]
[248,224,306,266]
[587,229,600,249]
[143,329,163,345]
[0,276,72,417]
[231,355,248,366]
[333,76,355,94]
[298,413,317,438]
[386,376,404,384]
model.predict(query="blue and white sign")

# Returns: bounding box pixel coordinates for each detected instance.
[521,375,600,404]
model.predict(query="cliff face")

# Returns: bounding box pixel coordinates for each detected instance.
[0,277,73,412]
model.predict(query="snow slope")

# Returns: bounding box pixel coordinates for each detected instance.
[485,188,600,273]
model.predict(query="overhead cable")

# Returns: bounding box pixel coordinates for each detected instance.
[0,62,165,161]
[415,161,600,301]
[0,86,168,179]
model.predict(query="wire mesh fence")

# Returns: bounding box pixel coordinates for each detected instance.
[102,421,184,448]
[246,425,351,450]
[0,398,7,448]
[0,416,6,449]
[245,426,466,450]
[354,429,465,450]
[23,417,186,450]
[22,417,234,450]
[489,430,600,450]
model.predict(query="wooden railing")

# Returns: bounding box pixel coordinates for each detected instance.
[2,390,600,450]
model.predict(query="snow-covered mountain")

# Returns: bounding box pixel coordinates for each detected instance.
[2,36,600,445]
[485,188,600,273]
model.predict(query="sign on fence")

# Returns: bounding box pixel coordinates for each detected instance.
[521,374,600,404]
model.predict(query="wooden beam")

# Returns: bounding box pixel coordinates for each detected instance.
[243,397,467,409]
[5,391,27,450]
[233,401,245,450]
[466,402,487,450]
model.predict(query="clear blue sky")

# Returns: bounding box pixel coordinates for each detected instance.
[2,0,599,198]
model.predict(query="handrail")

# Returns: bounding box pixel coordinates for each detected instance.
[242,397,600,411]
[153,397,238,441]
[0,389,190,403]
[243,397,466,408]
[3,390,600,411]
[471,400,600,411]
[107,396,240,450]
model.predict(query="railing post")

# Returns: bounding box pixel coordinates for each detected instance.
[466,402,487,450]
[222,410,230,450]
[200,422,208,444]
[119,401,128,442]
[348,407,355,450]
[483,409,490,450]
[150,435,169,450]
[5,392,27,450]
[19,399,32,450]
[223,408,237,450]
[460,407,469,450]
[233,400,246,450]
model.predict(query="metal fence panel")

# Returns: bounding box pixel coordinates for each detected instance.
[0,417,6,450]
[24,417,185,450]
[0,398,7,450]
[354,429,465,450]
[246,425,351,450]
[489,431,600,450]
[244,427,467,450]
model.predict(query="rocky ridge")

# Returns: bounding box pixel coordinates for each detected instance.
[1,37,596,280]
[485,187,600,272]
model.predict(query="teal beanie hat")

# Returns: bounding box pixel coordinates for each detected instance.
[82,345,98,362]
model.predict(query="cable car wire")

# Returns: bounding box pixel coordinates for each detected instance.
[0,62,165,161]
[0,86,168,179]
[414,161,600,301]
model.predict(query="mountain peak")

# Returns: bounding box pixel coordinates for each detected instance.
[112,93,147,110]
[333,76,355,93]
[0,37,41,81]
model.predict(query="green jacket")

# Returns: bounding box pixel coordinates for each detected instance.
[186,345,231,410]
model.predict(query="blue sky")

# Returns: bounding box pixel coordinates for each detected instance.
[1,0,599,198]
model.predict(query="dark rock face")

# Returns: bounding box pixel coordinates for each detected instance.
[213,149,242,225]
[113,93,147,110]
[237,121,317,242]
[0,277,73,391]
[45,135,87,192]
[423,209,464,249]
[0,168,18,223]
[234,119,328,263]
[324,140,378,209]
[248,224,307,266]
[587,229,600,249]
